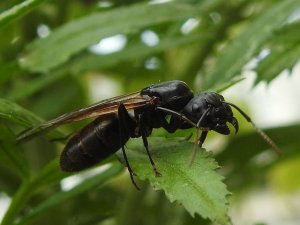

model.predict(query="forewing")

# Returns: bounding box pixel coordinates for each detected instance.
[17,92,153,142]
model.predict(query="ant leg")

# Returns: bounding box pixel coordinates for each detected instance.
[154,112,178,133]
[156,106,197,128]
[184,133,193,141]
[118,104,140,190]
[141,132,162,177]
[120,144,140,190]
[198,131,208,148]
[138,115,161,177]
[156,106,211,133]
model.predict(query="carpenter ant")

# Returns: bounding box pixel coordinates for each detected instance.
[17,80,280,189]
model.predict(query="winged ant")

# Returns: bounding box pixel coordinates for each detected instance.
[17,80,281,189]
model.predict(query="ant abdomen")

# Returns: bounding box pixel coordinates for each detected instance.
[60,114,129,172]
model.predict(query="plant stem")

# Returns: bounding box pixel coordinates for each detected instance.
[1,181,33,225]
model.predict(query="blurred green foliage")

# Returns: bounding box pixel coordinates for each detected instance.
[1,0,300,225]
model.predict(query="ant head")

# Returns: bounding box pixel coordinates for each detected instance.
[182,92,239,135]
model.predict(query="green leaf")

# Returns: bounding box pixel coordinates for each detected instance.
[67,32,206,75]
[29,159,66,188]
[1,160,66,225]
[10,33,206,101]
[0,98,65,142]
[214,76,245,93]
[6,71,69,102]
[0,0,48,28]
[256,21,300,83]
[14,163,124,225]
[0,61,20,85]
[20,1,218,73]
[0,125,29,180]
[204,0,300,89]
[121,137,230,225]
[0,98,42,127]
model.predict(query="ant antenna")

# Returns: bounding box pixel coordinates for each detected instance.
[224,102,282,155]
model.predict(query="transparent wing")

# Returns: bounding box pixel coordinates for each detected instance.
[17,92,153,142]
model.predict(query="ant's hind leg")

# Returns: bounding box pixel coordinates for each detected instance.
[120,144,140,190]
[141,132,162,177]
[138,115,161,177]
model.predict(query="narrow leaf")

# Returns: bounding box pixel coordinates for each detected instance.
[67,33,205,74]
[0,98,42,127]
[204,0,300,89]
[6,72,69,101]
[0,125,29,179]
[256,45,300,83]
[256,21,300,83]
[15,163,123,225]
[121,137,230,225]
[0,0,48,28]
[0,98,64,141]
[20,1,218,73]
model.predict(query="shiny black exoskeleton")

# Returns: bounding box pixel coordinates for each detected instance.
[60,81,241,188]
[181,92,238,135]
[61,81,195,187]
[18,80,279,189]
